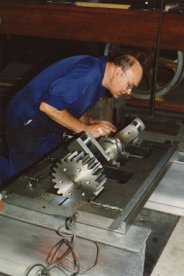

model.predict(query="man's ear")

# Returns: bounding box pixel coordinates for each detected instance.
[115,66,123,76]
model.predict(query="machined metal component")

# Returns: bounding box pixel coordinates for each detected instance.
[68,132,111,162]
[99,137,123,162]
[99,118,145,164]
[115,118,145,145]
[52,151,107,201]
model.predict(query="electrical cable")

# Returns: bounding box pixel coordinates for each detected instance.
[77,238,99,275]
[25,214,99,276]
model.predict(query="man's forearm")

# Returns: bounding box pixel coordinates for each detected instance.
[39,102,116,138]
[39,102,87,133]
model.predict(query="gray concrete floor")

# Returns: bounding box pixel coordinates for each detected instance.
[151,216,184,276]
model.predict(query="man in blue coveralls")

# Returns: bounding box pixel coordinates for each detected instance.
[5,54,143,176]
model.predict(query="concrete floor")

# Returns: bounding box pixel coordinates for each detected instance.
[151,217,184,276]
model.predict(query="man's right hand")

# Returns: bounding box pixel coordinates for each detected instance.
[86,120,116,138]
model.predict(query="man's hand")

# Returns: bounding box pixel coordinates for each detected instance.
[79,114,116,137]
[86,120,116,138]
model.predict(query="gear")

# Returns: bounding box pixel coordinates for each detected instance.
[52,151,107,201]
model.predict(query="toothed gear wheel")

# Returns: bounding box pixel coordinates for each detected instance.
[52,151,107,201]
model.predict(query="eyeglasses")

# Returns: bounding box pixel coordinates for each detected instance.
[122,69,135,90]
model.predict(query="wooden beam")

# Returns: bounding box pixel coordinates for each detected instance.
[126,98,184,113]
[0,1,184,50]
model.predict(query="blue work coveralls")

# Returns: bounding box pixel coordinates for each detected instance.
[5,55,107,175]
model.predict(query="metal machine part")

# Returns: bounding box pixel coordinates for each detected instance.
[2,138,178,233]
[115,117,145,145]
[99,117,145,163]
[52,150,106,201]
[52,118,145,200]
[98,136,123,163]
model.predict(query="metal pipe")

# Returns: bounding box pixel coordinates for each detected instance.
[149,0,165,116]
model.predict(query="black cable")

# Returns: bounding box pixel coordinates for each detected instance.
[25,214,99,276]
[78,239,99,275]
[56,215,100,274]
[25,264,47,276]
[46,238,80,274]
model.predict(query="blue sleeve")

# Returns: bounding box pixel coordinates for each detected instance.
[40,62,95,110]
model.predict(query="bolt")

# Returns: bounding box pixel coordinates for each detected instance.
[28,182,33,188]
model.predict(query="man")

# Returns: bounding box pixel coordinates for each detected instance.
[5,54,143,175]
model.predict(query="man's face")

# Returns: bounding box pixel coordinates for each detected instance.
[109,63,142,99]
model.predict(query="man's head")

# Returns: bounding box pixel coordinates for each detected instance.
[103,55,143,99]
